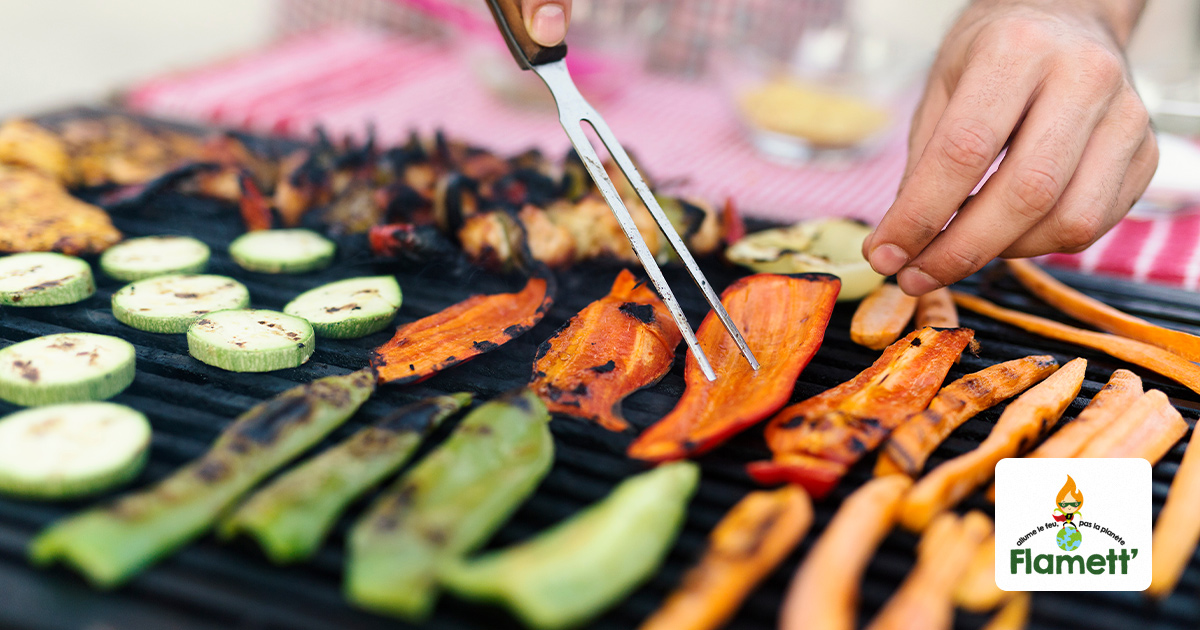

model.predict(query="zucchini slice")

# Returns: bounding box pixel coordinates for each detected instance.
[99,235,211,281]
[229,229,336,274]
[283,276,402,339]
[0,252,95,307]
[0,333,136,406]
[112,274,251,334]
[0,402,151,499]
[726,218,884,301]
[188,309,315,372]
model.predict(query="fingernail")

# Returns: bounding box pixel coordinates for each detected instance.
[529,4,566,47]
[868,243,909,276]
[898,267,942,296]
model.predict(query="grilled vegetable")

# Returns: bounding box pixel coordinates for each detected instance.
[0,333,136,406]
[780,475,912,630]
[187,309,315,372]
[368,222,459,263]
[0,252,95,307]
[219,393,470,563]
[0,165,122,255]
[346,389,553,620]
[112,274,250,334]
[628,274,840,462]
[1148,417,1200,598]
[1008,259,1200,361]
[850,283,918,350]
[915,287,958,328]
[531,269,681,432]
[0,403,150,499]
[899,358,1086,532]
[749,327,974,498]
[441,462,699,630]
[1076,389,1186,460]
[954,535,1010,612]
[954,291,1200,396]
[640,485,813,630]
[1024,369,1142,458]
[99,236,210,281]
[229,229,336,274]
[866,511,993,630]
[982,593,1031,630]
[29,370,376,587]
[372,277,553,385]
[874,355,1058,478]
[283,276,402,339]
[724,218,884,301]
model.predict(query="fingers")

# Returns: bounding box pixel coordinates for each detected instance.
[521,0,570,47]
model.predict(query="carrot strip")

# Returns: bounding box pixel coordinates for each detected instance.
[875,356,1059,478]
[1007,259,1200,362]
[531,270,682,432]
[851,283,918,350]
[916,287,958,328]
[954,535,1011,612]
[780,476,912,630]
[865,510,993,630]
[371,277,553,385]
[1077,390,1186,461]
[748,327,974,498]
[639,485,813,630]
[1148,420,1200,598]
[627,273,840,462]
[953,292,1200,396]
[982,592,1031,630]
[899,358,1086,532]
[1026,369,1143,459]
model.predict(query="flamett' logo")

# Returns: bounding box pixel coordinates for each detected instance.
[995,458,1151,591]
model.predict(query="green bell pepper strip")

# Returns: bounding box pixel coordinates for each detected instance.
[28,369,377,588]
[218,392,472,563]
[440,461,700,630]
[345,388,554,621]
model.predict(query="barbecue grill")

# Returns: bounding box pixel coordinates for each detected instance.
[1,115,1198,630]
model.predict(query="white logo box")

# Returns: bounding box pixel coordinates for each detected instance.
[994,457,1152,591]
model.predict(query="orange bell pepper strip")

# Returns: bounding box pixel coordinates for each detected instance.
[639,485,813,630]
[1149,419,1200,599]
[780,475,911,630]
[627,273,840,462]
[371,277,553,385]
[899,358,1086,532]
[850,283,918,350]
[1007,259,1200,362]
[1076,389,1187,460]
[531,269,682,432]
[953,291,1200,396]
[875,355,1058,478]
[915,287,958,328]
[747,327,974,498]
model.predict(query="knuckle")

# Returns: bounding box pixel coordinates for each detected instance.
[1053,211,1105,252]
[937,120,997,177]
[939,243,990,279]
[1008,161,1063,214]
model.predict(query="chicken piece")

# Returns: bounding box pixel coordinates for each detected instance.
[0,119,73,184]
[0,165,121,254]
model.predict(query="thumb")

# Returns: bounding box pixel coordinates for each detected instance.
[522,0,571,47]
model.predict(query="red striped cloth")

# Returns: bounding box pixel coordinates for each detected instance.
[126,27,1197,289]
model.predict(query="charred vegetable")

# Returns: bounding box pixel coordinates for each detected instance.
[0,333,135,406]
[531,269,682,432]
[1024,369,1142,459]
[441,462,699,630]
[628,274,840,462]
[725,218,883,300]
[346,389,553,620]
[749,327,974,498]
[1076,389,1186,460]
[1149,420,1200,598]
[372,277,553,385]
[28,370,376,587]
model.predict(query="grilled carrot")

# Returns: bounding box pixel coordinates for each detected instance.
[1077,390,1186,461]
[628,274,840,462]
[1007,259,1200,362]
[639,485,813,630]
[1148,421,1200,598]
[851,283,918,350]
[953,292,1200,396]
[875,356,1058,478]
[865,510,993,630]
[1026,369,1142,459]
[372,277,553,385]
[781,476,912,630]
[982,593,1031,630]
[748,327,974,498]
[531,270,682,432]
[916,287,958,328]
[954,535,1010,612]
[899,358,1086,532]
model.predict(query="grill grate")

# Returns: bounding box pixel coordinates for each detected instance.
[2,149,1199,630]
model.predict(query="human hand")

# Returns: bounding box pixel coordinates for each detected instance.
[521,0,571,47]
[862,0,1157,296]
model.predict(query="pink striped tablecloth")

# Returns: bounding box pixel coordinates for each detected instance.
[126,27,1199,290]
